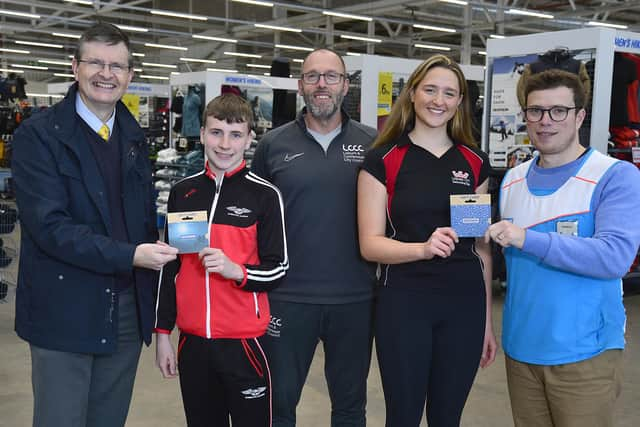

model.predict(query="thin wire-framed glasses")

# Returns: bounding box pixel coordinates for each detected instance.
[77,59,131,75]
[523,106,578,122]
[301,71,345,85]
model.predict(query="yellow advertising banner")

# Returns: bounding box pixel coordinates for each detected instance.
[377,72,392,116]
[122,93,140,122]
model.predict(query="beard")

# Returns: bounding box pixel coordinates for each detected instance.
[303,90,344,121]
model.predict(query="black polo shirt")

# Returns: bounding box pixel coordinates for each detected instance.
[361,133,491,292]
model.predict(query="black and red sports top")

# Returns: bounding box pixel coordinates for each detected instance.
[361,133,491,292]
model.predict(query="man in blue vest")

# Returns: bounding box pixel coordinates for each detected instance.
[12,23,178,427]
[487,69,640,427]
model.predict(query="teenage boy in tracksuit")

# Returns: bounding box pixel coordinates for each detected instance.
[155,94,288,427]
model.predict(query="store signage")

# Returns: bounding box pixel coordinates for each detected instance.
[224,76,264,86]
[614,37,640,50]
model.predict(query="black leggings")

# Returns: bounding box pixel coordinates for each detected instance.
[178,334,272,427]
[375,285,485,427]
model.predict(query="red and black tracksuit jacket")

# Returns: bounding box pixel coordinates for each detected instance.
[154,161,288,339]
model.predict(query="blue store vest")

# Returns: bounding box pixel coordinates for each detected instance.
[500,150,625,365]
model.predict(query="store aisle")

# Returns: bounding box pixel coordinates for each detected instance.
[2,291,640,426]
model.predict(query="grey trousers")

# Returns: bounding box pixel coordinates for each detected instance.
[30,287,143,427]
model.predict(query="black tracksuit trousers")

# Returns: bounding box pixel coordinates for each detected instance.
[177,333,272,427]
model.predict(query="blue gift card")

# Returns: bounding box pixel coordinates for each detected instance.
[167,210,209,254]
[450,194,491,238]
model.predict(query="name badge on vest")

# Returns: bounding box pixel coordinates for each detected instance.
[556,221,578,236]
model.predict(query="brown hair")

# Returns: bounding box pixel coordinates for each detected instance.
[523,69,586,109]
[373,54,475,148]
[75,22,133,67]
[202,94,254,132]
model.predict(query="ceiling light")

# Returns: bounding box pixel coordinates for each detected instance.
[322,11,372,22]
[15,40,64,49]
[346,52,361,56]
[414,43,451,51]
[587,21,628,30]
[246,63,271,69]
[27,93,64,98]
[506,9,554,19]
[0,68,24,73]
[171,72,181,75]
[439,0,468,5]
[68,54,74,58]
[413,24,456,33]
[133,68,143,72]
[231,0,274,6]
[224,51,262,58]
[478,51,487,55]
[140,74,170,80]
[0,47,30,54]
[206,67,239,73]
[11,64,49,70]
[63,0,94,5]
[292,58,304,63]
[115,24,149,33]
[340,34,382,43]
[132,52,145,57]
[52,32,81,39]
[142,62,177,69]
[53,73,75,78]
[150,9,208,21]
[38,59,72,66]
[0,9,40,19]
[193,34,238,43]
[255,23,301,33]
[144,43,188,51]
[275,44,313,52]
[180,57,217,64]
[490,34,506,39]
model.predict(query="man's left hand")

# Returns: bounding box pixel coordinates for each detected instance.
[485,220,526,249]
[198,248,244,281]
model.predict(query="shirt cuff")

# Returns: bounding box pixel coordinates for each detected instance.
[521,229,552,260]
[235,265,248,288]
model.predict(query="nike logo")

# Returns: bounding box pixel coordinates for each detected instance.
[284,153,304,162]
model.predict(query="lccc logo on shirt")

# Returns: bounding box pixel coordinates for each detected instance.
[342,144,365,163]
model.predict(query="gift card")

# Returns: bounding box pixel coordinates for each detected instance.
[167,210,209,254]
[450,194,491,238]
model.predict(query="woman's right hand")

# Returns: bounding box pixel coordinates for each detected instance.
[423,227,459,259]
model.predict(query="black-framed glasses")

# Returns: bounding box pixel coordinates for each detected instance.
[77,59,131,75]
[301,71,345,85]
[523,106,579,122]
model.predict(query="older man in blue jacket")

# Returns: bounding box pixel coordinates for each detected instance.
[11,23,177,427]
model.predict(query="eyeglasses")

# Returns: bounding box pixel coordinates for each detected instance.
[301,71,345,85]
[77,59,131,75]
[523,106,579,122]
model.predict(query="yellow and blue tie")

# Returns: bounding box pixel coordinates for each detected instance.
[98,124,110,141]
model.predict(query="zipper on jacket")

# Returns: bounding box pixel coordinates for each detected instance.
[253,292,260,318]
[205,174,224,339]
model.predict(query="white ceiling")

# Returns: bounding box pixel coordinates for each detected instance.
[1,0,638,84]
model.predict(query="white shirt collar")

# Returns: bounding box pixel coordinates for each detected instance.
[75,93,116,134]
